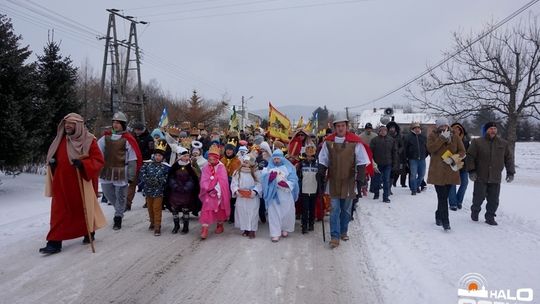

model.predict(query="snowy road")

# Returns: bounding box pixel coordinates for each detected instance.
[0,174,383,304]
[1,142,539,304]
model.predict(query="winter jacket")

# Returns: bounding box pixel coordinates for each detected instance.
[297,158,319,195]
[465,135,515,183]
[404,131,428,161]
[426,130,465,185]
[370,135,398,168]
[359,131,377,145]
[140,160,169,197]
[135,129,154,161]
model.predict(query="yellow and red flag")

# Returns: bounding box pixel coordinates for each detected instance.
[268,102,291,143]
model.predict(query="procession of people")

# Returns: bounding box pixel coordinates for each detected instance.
[39,110,515,254]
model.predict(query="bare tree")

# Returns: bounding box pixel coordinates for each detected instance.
[410,15,540,155]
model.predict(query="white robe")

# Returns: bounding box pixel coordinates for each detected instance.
[231,170,262,231]
[264,166,296,237]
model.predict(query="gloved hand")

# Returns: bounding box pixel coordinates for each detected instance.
[469,171,477,182]
[208,189,218,197]
[506,174,514,183]
[268,171,277,183]
[440,129,451,141]
[71,159,83,170]
[373,162,380,174]
[49,158,57,174]
[278,180,289,188]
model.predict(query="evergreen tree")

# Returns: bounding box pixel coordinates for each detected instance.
[0,14,35,172]
[30,40,80,161]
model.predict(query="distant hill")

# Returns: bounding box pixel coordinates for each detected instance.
[251,105,332,120]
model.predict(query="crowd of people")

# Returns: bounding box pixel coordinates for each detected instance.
[38,111,515,254]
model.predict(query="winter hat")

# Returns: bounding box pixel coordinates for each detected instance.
[151,128,165,139]
[254,135,264,145]
[451,122,467,136]
[132,122,145,130]
[435,117,450,128]
[224,143,236,152]
[365,123,373,129]
[179,131,188,138]
[259,141,272,156]
[238,146,249,153]
[176,146,189,156]
[410,122,421,129]
[483,121,497,132]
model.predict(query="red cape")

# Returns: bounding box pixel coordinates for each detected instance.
[325,132,374,176]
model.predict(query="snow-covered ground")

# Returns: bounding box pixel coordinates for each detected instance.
[0,142,539,304]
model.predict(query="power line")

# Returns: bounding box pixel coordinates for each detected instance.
[141,0,284,18]
[149,0,370,23]
[3,1,229,96]
[125,0,228,12]
[346,0,540,110]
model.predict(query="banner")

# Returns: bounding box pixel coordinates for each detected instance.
[296,116,304,130]
[158,107,169,128]
[268,102,291,143]
[229,105,239,132]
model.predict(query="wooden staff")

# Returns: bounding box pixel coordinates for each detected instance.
[76,168,96,253]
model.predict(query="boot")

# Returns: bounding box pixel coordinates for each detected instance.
[471,211,479,222]
[308,222,314,231]
[301,225,308,234]
[113,216,122,230]
[249,231,256,239]
[148,224,154,231]
[329,239,340,249]
[485,218,498,226]
[39,241,62,254]
[443,223,451,231]
[154,226,161,236]
[181,220,189,234]
[200,226,209,239]
[373,193,379,200]
[242,230,249,237]
[215,223,224,234]
[172,218,180,234]
[82,232,95,244]
[435,218,443,226]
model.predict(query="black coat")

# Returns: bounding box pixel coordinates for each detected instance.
[404,131,428,161]
[135,129,154,161]
[370,135,398,168]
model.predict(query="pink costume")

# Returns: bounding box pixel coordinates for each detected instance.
[198,161,231,225]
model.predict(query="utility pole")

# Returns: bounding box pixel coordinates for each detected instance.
[241,96,245,131]
[345,107,350,121]
[99,9,147,127]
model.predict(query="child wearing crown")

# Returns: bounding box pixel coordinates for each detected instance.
[230,155,262,239]
[198,145,231,239]
[139,139,170,236]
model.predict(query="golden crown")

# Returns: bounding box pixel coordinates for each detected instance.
[208,145,221,156]
[155,139,168,152]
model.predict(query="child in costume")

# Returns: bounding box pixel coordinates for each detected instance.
[297,142,319,234]
[262,149,299,242]
[166,147,200,234]
[231,155,262,239]
[140,139,170,236]
[198,145,231,239]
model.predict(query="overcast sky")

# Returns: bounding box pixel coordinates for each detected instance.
[1,0,537,112]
